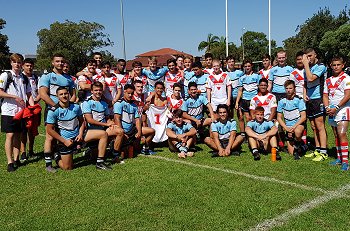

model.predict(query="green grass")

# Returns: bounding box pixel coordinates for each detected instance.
[0,119,349,230]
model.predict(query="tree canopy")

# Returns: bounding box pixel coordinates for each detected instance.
[0,18,10,71]
[36,20,114,73]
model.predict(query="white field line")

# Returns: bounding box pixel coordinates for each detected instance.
[146,155,327,193]
[249,183,350,231]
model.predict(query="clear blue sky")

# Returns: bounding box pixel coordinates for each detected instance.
[1,0,348,60]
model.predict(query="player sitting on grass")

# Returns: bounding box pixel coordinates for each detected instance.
[277,80,307,160]
[245,106,280,161]
[204,104,244,157]
[46,87,111,170]
[323,56,350,171]
[114,84,142,161]
[82,82,124,165]
[166,109,197,158]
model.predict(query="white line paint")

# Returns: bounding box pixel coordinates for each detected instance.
[249,183,350,231]
[146,155,327,193]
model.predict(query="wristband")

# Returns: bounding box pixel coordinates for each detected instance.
[324,105,329,109]
[335,105,340,110]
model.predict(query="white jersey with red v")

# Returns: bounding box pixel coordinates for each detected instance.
[324,72,350,107]
[250,92,277,119]
[259,67,271,79]
[165,71,183,96]
[167,95,183,111]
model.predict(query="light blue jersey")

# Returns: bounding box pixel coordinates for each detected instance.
[305,63,326,99]
[181,95,209,120]
[183,70,195,98]
[277,96,306,127]
[188,73,209,98]
[228,70,244,98]
[38,72,75,104]
[211,119,237,140]
[238,73,261,100]
[113,99,140,133]
[167,121,194,135]
[247,120,274,134]
[82,98,110,129]
[142,67,168,93]
[46,103,82,140]
[269,66,293,94]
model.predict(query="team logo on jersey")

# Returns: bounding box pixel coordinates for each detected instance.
[273,69,277,74]
[190,102,194,106]
[286,70,291,74]
[124,105,127,110]
[52,76,57,81]
[92,103,96,109]
[60,112,65,118]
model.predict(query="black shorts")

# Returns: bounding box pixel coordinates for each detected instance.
[1,115,26,133]
[230,97,237,110]
[306,98,325,118]
[57,142,79,155]
[190,118,205,129]
[273,93,287,102]
[239,99,250,112]
[220,139,229,149]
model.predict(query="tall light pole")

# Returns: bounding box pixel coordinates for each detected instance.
[225,0,229,57]
[268,0,271,56]
[242,28,246,61]
[120,0,126,60]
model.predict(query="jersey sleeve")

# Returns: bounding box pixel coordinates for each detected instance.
[113,101,123,115]
[323,81,328,94]
[0,72,8,90]
[267,121,274,129]
[268,68,275,81]
[210,122,218,133]
[230,120,237,132]
[298,99,306,111]
[238,76,243,87]
[270,95,277,108]
[81,101,91,114]
[134,105,140,119]
[167,122,175,130]
[277,100,283,113]
[76,104,83,117]
[344,77,350,91]
[78,75,87,82]
[249,98,256,110]
[181,100,188,111]
[246,121,254,129]
[201,95,209,105]
[312,65,326,77]
[46,109,57,124]
[38,73,50,88]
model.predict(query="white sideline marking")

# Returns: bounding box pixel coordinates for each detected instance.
[146,155,327,193]
[249,183,350,231]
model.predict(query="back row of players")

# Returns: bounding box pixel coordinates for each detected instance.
[2,48,349,172]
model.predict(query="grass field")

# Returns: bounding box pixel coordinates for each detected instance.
[0,119,350,231]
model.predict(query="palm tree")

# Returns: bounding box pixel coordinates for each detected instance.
[198,33,220,52]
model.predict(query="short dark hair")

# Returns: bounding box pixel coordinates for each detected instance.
[284,80,295,88]
[259,78,268,85]
[192,61,202,69]
[52,53,64,60]
[331,56,345,64]
[23,58,34,65]
[56,86,68,93]
[173,109,183,118]
[91,81,103,90]
[117,59,126,63]
[101,61,111,67]
[173,82,182,90]
[132,61,142,67]
[124,84,135,91]
[204,53,213,59]
[255,106,265,113]
[87,59,97,66]
[216,104,229,113]
[188,82,197,89]
[133,79,143,85]
[155,81,165,88]
[295,51,304,58]
[225,55,235,62]
[243,58,253,66]
[93,52,102,57]
[262,54,271,60]
[167,58,176,66]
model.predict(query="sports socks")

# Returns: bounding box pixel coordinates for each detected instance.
[340,142,349,164]
[44,152,52,167]
[336,139,342,161]
[302,129,307,145]
[319,147,328,156]
[96,157,104,164]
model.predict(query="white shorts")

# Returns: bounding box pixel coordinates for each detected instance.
[334,107,350,123]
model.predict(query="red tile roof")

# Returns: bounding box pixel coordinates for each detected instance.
[136,48,192,58]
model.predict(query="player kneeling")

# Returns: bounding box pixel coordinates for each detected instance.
[277,80,307,160]
[245,106,280,161]
[166,109,197,158]
[46,87,111,170]
[204,104,244,157]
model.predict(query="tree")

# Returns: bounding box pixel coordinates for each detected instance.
[198,33,219,52]
[0,18,10,71]
[283,7,349,64]
[240,31,276,62]
[210,36,240,61]
[36,20,113,73]
[320,23,350,65]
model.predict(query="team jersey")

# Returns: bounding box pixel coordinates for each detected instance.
[305,63,326,99]
[23,73,38,100]
[188,73,209,97]
[46,103,82,140]
[142,66,168,93]
[78,74,94,100]
[269,65,294,93]
[277,96,306,127]
[164,70,183,97]
[183,70,194,98]
[132,94,146,115]
[249,92,277,119]
[102,75,121,101]
[116,73,131,90]
[246,120,274,134]
[134,74,149,94]
[227,69,244,98]
[259,67,272,79]
[167,95,184,112]
[323,72,350,108]
[289,69,305,97]
[203,68,214,75]
[206,71,231,106]
[38,72,75,104]
[181,95,209,120]
[167,121,193,135]
[238,73,261,100]
[113,98,140,133]
[82,98,110,129]
[211,119,237,140]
